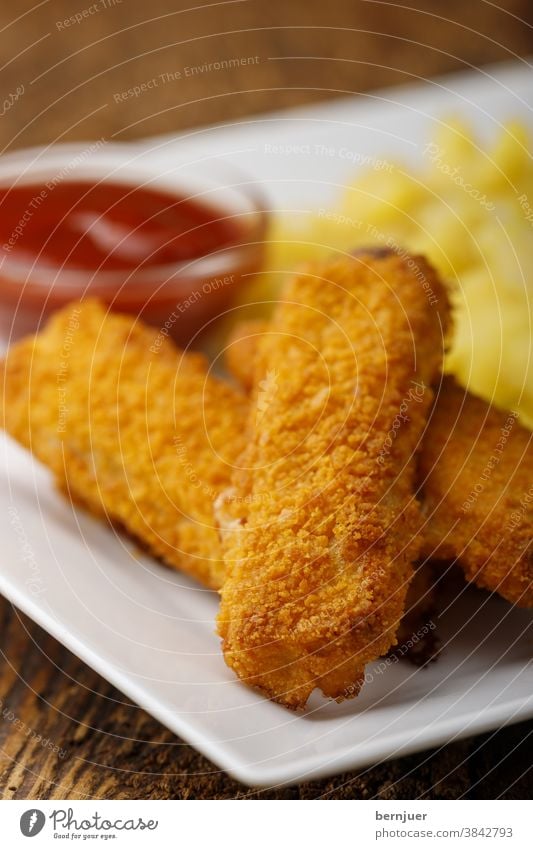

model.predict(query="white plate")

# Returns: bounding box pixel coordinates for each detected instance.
[1,59,533,787]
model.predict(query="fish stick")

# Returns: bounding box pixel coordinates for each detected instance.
[226,330,533,608]
[1,300,248,590]
[217,252,449,708]
[226,320,447,648]
[224,319,268,393]
[419,377,533,606]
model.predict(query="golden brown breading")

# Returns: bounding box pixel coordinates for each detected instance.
[217,252,450,708]
[226,328,533,608]
[420,377,533,607]
[1,300,248,590]
[225,319,269,393]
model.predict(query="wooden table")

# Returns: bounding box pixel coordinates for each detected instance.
[1,0,532,799]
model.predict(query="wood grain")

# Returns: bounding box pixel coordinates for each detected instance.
[1,601,531,799]
[0,0,531,152]
[0,0,532,799]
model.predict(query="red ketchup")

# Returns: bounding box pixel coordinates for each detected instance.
[0,179,266,340]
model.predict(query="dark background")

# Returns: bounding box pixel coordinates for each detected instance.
[0,0,532,799]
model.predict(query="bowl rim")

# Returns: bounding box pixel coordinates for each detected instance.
[0,139,270,288]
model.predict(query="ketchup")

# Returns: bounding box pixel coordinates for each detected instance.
[0,178,266,340]
[0,181,242,271]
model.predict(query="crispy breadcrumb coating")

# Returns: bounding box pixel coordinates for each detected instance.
[226,328,533,609]
[217,252,449,708]
[420,377,533,607]
[225,319,269,393]
[1,300,248,590]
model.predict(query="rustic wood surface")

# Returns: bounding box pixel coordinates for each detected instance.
[1,0,532,799]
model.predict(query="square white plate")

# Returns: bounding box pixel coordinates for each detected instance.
[1,59,532,787]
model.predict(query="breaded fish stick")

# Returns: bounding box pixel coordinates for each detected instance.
[217,252,449,708]
[1,300,247,589]
[226,330,533,608]
[420,377,532,607]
